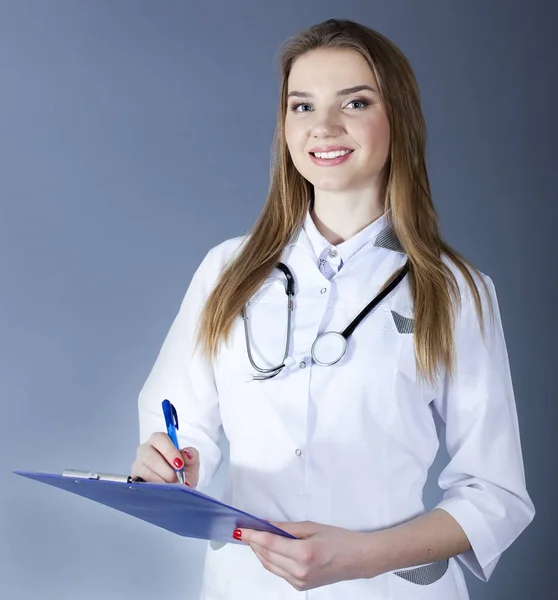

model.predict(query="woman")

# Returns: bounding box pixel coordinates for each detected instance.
[132,19,535,599]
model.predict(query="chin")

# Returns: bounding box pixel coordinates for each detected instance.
[310,178,355,192]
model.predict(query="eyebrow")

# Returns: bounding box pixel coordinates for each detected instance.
[287,84,377,99]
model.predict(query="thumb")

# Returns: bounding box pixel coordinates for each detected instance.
[180,447,197,462]
[269,521,317,539]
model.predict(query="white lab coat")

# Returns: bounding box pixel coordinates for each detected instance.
[138,221,535,600]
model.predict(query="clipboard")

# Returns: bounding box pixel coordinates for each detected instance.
[13,470,296,544]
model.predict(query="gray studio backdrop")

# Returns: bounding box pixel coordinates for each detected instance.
[1,1,555,599]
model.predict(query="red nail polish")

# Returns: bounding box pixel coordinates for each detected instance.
[185,450,193,460]
[173,457,184,469]
[185,481,191,487]
[233,529,242,541]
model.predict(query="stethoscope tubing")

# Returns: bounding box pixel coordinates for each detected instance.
[242,259,410,378]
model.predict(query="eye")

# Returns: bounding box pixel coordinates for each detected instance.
[288,98,371,114]
[345,98,370,110]
[289,102,312,113]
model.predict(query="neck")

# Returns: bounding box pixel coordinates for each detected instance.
[310,187,385,245]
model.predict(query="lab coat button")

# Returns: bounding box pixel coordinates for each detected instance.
[299,361,307,369]
[320,287,327,294]
[295,449,302,457]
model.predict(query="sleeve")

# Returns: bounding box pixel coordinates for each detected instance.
[432,274,535,581]
[137,247,224,492]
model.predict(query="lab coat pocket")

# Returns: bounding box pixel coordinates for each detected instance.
[390,308,417,381]
[384,302,435,437]
[391,310,414,334]
[389,557,467,599]
[389,304,437,404]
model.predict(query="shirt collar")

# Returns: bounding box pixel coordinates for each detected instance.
[292,209,404,260]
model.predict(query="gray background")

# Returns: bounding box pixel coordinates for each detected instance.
[1,1,555,598]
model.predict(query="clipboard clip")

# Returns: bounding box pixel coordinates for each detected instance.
[62,469,145,483]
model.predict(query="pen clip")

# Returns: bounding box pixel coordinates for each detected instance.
[162,399,179,432]
[171,402,179,431]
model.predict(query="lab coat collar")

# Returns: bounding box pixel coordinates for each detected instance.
[287,212,405,255]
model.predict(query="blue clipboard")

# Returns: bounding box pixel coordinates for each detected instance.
[14,470,296,544]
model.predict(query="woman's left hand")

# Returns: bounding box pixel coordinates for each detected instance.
[237,521,376,591]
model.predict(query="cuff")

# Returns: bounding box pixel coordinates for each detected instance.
[434,496,500,581]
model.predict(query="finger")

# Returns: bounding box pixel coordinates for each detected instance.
[240,529,307,578]
[269,521,313,539]
[179,447,200,486]
[241,529,302,561]
[251,543,303,576]
[251,546,302,590]
[249,539,304,577]
[130,460,169,484]
[180,446,199,465]
[148,432,186,469]
[136,443,180,483]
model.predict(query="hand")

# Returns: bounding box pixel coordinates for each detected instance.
[238,521,373,591]
[131,432,200,487]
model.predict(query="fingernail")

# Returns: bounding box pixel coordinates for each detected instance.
[232,529,242,541]
[173,457,184,469]
[184,449,193,460]
[185,481,191,487]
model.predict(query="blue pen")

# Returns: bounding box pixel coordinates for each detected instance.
[162,399,186,485]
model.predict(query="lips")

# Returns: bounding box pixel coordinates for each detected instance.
[308,149,354,166]
[308,145,354,153]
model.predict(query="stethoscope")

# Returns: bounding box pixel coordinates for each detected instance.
[241,260,410,380]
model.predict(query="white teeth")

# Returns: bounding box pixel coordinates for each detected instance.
[313,149,352,159]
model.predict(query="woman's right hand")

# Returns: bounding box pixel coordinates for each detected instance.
[131,432,200,487]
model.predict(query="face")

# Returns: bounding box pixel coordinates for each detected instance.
[284,47,390,193]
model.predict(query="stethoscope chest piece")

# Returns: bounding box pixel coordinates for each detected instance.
[243,259,409,379]
[311,331,347,366]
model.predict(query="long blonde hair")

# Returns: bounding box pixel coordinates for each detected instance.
[196,18,488,383]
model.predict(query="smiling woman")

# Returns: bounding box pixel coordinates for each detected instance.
[285,51,390,195]
[134,18,535,600]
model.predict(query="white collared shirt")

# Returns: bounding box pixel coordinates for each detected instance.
[138,222,535,600]
[303,210,389,280]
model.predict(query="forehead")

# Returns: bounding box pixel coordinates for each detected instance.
[287,47,377,92]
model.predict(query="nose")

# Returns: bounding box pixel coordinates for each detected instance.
[310,109,344,139]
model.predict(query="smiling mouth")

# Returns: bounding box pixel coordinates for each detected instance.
[310,149,354,159]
